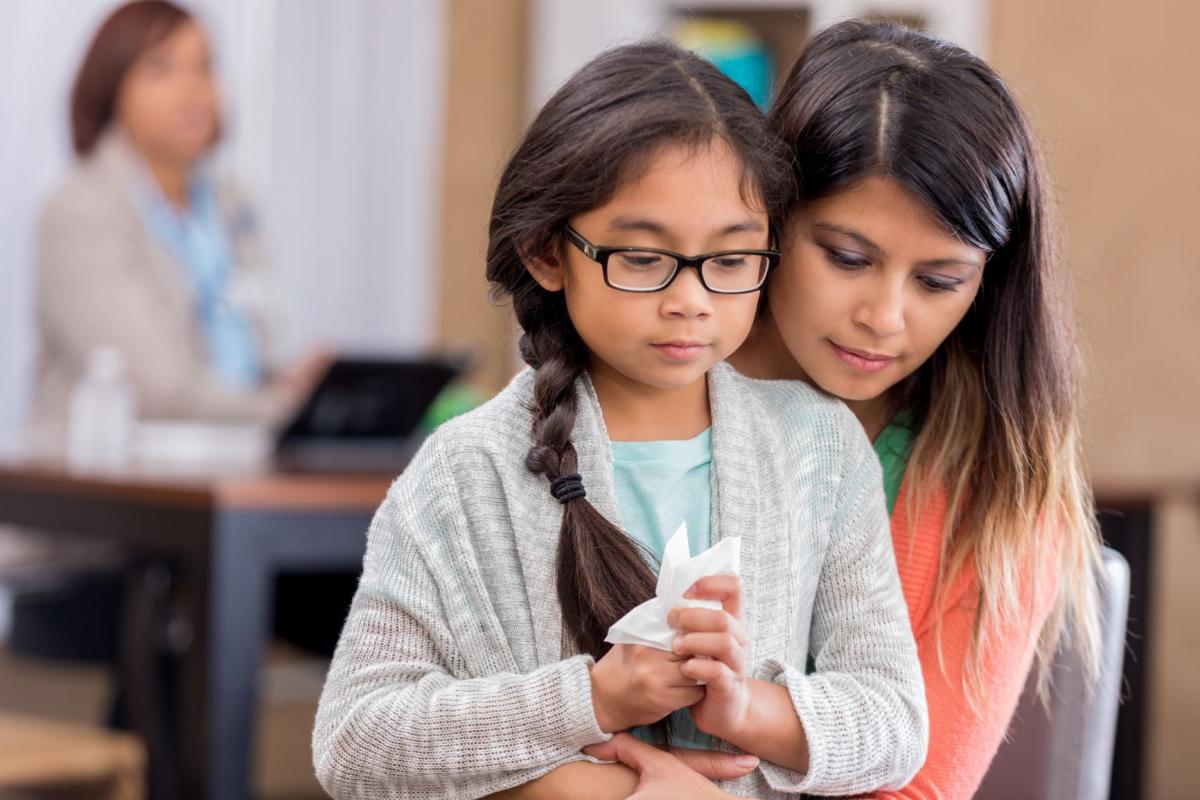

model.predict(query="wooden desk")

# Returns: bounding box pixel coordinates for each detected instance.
[0,458,1190,800]
[0,709,145,799]
[0,458,391,800]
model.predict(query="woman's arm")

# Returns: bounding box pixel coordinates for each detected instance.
[487,729,763,798]
[485,761,640,800]
[582,734,756,800]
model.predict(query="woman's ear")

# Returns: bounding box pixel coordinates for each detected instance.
[520,245,565,292]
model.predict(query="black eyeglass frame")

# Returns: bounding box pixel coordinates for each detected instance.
[563,226,780,294]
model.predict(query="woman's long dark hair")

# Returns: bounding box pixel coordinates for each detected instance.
[769,20,1101,696]
[487,41,790,671]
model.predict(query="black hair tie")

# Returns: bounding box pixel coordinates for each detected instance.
[550,472,587,504]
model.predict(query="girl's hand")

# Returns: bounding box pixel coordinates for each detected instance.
[669,575,750,740]
[591,644,704,732]
[585,732,753,800]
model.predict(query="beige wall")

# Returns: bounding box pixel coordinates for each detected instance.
[990,0,1200,489]
[442,0,1200,472]
[436,0,527,392]
[991,2,1200,797]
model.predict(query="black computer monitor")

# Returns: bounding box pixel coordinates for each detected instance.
[274,356,468,473]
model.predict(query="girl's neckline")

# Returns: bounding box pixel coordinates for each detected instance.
[609,426,713,452]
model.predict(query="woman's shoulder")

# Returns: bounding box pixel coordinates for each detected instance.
[40,139,138,231]
[42,162,116,222]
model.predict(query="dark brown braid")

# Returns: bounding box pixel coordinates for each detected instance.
[522,321,660,659]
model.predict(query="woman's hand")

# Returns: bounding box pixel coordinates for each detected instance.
[670,575,751,740]
[591,644,704,732]
[283,347,335,395]
[484,738,760,800]
[585,733,753,800]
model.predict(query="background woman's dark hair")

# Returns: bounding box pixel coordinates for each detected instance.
[70,0,199,156]
[769,19,1101,694]
[486,40,790,676]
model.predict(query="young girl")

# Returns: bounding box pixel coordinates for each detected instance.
[313,40,926,800]
[723,19,1103,800]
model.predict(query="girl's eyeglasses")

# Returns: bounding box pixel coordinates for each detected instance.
[564,226,779,294]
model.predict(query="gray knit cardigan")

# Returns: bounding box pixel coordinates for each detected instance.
[313,362,927,799]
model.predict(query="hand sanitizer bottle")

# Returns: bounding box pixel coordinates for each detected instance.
[67,346,136,469]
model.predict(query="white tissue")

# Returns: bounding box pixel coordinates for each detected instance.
[604,523,741,651]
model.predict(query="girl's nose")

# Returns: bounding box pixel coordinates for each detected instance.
[659,266,714,318]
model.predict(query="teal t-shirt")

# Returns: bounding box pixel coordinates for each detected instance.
[610,427,714,750]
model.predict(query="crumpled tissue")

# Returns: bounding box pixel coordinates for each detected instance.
[604,523,741,651]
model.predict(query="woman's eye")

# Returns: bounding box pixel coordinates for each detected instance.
[712,256,749,269]
[822,246,869,269]
[918,276,962,294]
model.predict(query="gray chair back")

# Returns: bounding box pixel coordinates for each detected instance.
[976,547,1130,800]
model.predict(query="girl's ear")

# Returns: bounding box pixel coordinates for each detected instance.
[520,244,565,292]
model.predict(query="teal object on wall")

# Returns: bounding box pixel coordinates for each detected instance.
[672,19,773,108]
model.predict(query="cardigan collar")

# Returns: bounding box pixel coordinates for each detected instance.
[513,362,766,667]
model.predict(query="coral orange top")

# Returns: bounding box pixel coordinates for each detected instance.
[866,476,1060,800]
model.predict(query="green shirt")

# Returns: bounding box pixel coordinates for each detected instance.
[610,428,714,750]
[872,410,917,515]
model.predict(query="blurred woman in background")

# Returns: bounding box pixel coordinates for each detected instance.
[9,2,343,698]
[32,0,320,442]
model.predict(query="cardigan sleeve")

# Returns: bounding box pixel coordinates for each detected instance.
[756,417,929,795]
[311,438,610,800]
[865,519,1062,800]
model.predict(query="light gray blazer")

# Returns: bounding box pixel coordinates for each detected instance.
[31,130,292,435]
[313,363,928,799]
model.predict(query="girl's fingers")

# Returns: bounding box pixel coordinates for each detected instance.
[669,607,748,645]
[681,657,739,693]
[683,574,742,618]
[673,632,745,674]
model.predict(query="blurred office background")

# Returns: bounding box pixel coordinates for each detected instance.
[0,0,1196,798]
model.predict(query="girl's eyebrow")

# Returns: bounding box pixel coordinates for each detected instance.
[607,215,766,237]
[813,221,981,271]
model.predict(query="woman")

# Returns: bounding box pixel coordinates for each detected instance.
[591,19,1104,800]
[11,1,339,681]
[32,0,317,441]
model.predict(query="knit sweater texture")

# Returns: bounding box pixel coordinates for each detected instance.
[312,363,928,798]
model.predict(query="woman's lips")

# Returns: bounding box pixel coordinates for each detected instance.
[651,341,708,361]
[828,340,896,372]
